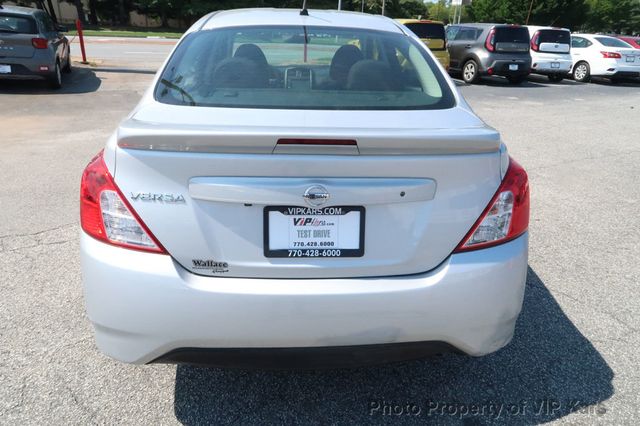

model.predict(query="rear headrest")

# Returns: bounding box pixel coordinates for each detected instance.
[234,43,269,70]
[212,57,268,89]
[347,60,394,91]
[330,45,364,83]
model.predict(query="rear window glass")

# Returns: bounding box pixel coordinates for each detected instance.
[595,37,632,48]
[403,23,445,40]
[0,14,37,34]
[156,26,454,110]
[538,30,570,44]
[494,27,530,43]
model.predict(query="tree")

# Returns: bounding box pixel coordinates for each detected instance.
[583,0,640,34]
[467,0,640,33]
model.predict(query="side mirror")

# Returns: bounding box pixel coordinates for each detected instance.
[56,25,68,32]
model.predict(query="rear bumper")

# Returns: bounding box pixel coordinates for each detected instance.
[81,232,529,366]
[481,58,531,77]
[0,55,55,80]
[592,61,640,78]
[531,58,572,74]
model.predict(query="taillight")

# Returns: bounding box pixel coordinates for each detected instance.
[80,151,167,254]
[31,38,49,49]
[530,31,540,51]
[601,51,622,59]
[485,29,496,52]
[454,157,529,252]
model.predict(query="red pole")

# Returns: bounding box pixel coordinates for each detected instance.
[75,19,88,64]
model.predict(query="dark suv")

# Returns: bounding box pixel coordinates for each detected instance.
[0,5,70,89]
[446,23,532,84]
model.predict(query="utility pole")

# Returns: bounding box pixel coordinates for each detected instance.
[526,0,535,25]
[338,0,342,10]
[381,0,385,16]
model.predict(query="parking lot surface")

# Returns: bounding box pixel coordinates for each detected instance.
[1,41,639,424]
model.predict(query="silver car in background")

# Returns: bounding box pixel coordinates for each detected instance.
[0,5,70,89]
[80,9,530,368]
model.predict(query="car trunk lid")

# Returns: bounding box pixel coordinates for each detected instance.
[494,26,530,53]
[0,14,37,59]
[113,104,502,279]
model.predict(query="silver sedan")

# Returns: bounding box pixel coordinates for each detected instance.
[79,8,530,368]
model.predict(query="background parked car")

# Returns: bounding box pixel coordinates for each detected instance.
[570,34,640,83]
[0,5,70,89]
[526,26,572,82]
[446,23,531,84]
[614,35,640,49]
[396,19,450,70]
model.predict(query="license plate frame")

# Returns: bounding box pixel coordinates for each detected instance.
[626,56,635,63]
[0,64,11,74]
[263,206,365,258]
[551,62,561,69]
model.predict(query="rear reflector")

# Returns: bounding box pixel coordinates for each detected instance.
[80,151,167,254]
[454,157,529,252]
[277,139,357,146]
[31,38,49,49]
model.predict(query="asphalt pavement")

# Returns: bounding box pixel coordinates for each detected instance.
[0,38,639,424]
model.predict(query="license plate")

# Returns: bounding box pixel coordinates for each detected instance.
[551,62,560,68]
[0,65,11,74]
[626,56,635,63]
[264,206,365,258]
[509,64,519,71]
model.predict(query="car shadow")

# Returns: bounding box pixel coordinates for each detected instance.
[0,64,101,94]
[451,76,549,88]
[172,267,613,425]
[588,76,640,87]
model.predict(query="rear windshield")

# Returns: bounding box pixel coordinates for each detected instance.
[0,14,37,34]
[596,37,632,48]
[538,29,570,44]
[155,25,455,110]
[403,23,445,40]
[495,27,530,43]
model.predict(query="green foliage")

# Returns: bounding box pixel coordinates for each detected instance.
[78,0,640,34]
[583,0,640,33]
[467,0,639,33]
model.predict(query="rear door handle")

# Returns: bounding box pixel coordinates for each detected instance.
[464,44,472,48]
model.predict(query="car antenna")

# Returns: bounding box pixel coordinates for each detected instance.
[300,0,309,16]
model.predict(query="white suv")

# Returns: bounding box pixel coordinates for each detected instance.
[80,8,530,368]
[526,26,572,82]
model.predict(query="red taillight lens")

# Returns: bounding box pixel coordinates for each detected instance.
[485,29,496,52]
[80,151,167,254]
[454,157,529,252]
[530,31,540,51]
[601,51,622,59]
[31,38,49,49]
